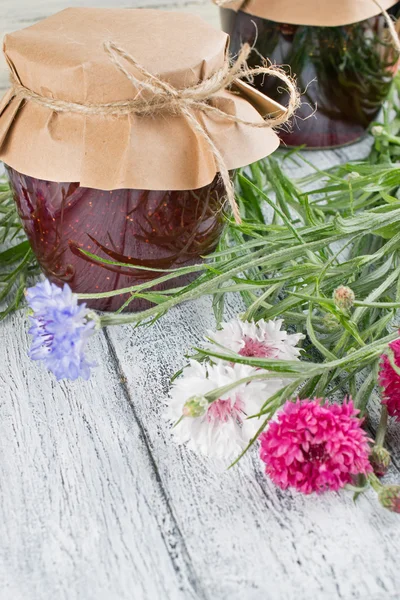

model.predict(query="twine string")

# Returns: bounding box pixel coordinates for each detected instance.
[373,0,400,53]
[9,41,300,224]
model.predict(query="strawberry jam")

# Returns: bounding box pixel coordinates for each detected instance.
[7,167,225,311]
[221,4,400,148]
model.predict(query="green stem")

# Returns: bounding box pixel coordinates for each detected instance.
[375,406,389,447]
[195,331,398,378]
[354,363,378,414]
[354,301,400,308]
[369,473,383,493]
[229,413,272,468]
[98,233,345,326]
[203,372,298,404]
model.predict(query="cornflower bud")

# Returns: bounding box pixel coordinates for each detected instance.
[182,395,208,418]
[370,445,391,477]
[378,485,400,513]
[333,285,355,311]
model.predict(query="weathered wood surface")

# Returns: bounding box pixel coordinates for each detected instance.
[1,2,400,599]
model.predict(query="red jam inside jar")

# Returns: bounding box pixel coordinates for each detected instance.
[221,4,400,148]
[7,167,226,311]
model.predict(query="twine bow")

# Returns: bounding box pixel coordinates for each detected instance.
[9,42,300,224]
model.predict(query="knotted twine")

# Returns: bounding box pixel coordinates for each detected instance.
[9,42,300,224]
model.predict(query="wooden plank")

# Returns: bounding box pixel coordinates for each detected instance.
[106,289,400,600]
[1,1,400,595]
[0,310,205,600]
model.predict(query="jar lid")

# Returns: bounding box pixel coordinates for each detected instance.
[218,0,398,27]
[0,8,285,191]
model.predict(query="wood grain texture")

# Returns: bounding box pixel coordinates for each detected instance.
[1,2,400,597]
[0,310,205,600]
[105,280,400,600]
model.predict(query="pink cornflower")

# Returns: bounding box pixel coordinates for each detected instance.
[378,339,400,421]
[259,398,372,494]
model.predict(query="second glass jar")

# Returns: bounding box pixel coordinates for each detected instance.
[221,4,400,148]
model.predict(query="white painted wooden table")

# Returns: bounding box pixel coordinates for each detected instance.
[1,2,400,599]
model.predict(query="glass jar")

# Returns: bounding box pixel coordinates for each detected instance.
[221,4,400,148]
[1,8,286,313]
[7,167,225,312]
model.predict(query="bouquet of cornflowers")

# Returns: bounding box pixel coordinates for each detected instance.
[3,79,400,515]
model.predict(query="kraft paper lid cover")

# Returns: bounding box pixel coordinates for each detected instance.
[218,0,399,27]
[0,7,284,191]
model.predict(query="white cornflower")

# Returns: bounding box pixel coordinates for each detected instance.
[167,360,288,460]
[205,318,303,361]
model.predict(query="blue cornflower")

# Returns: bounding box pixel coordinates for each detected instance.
[26,280,96,380]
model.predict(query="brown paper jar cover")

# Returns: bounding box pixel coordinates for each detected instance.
[0,7,285,192]
[218,0,399,27]
[0,8,288,312]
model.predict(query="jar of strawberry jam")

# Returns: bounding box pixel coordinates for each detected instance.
[0,8,288,311]
[7,169,225,311]
[220,0,400,148]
